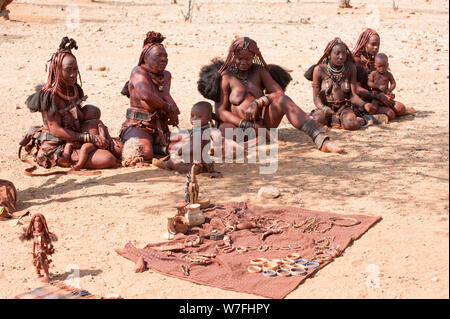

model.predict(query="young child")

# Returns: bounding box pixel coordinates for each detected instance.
[58,106,122,170]
[152,101,216,174]
[367,53,396,108]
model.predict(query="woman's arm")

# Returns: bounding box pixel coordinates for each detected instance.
[160,71,180,126]
[260,66,284,101]
[45,112,82,142]
[349,63,369,108]
[131,67,168,113]
[312,65,327,111]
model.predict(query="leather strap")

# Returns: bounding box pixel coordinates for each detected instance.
[37,132,62,143]
[126,108,155,122]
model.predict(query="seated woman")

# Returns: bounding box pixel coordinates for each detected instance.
[352,28,413,120]
[198,37,342,153]
[25,37,117,170]
[310,37,382,130]
[120,31,180,163]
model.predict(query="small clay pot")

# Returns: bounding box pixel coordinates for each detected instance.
[185,203,205,226]
[173,216,189,234]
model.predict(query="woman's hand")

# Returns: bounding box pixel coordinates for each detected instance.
[322,106,335,118]
[163,102,179,126]
[377,93,395,108]
[245,101,259,122]
[386,91,395,99]
[91,134,109,149]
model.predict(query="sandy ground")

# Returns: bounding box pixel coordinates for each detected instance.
[0,0,448,299]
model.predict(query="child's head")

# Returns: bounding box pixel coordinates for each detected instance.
[82,104,101,121]
[190,101,212,127]
[374,53,389,74]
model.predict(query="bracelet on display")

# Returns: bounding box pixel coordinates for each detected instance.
[250,258,268,266]
[276,269,292,277]
[303,262,320,269]
[247,265,262,273]
[262,270,277,277]
[290,267,307,276]
[262,261,279,272]
[294,258,308,265]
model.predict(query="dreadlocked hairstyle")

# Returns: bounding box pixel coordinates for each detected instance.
[218,36,268,74]
[41,37,81,97]
[198,37,292,102]
[21,213,57,243]
[317,37,354,65]
[138,31,166,67]
[304,38,353,81]
[352,28,379,58]
[121,31,166,98]
[27,37,82,116]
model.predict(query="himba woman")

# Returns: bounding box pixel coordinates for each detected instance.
[310,37,386,130]
[26,37,117,170]
[352,28,413,120]
[120,31,180,162]
[198,36,343,153]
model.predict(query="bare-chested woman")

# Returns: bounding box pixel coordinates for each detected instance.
[352,28,412,120]
[310,38,383,130]
[120,31,180,161]
[202,37,342,153]
[26,37,117,170]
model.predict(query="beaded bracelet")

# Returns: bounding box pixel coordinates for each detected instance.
[262,270,277,277]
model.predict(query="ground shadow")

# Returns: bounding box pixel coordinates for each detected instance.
[51,269,103,281]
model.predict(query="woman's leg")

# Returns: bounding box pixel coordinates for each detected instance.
[72,148,117,169]
[263,94,343,153]
[122,126,154,161]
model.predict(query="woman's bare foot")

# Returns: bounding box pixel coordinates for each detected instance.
[320,141,344,153]
[152,157,172,171]
[405,107,417,116]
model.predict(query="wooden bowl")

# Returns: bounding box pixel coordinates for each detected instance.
[197,198,210,209]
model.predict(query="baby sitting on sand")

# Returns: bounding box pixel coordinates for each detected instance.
[152,101,217,174]
[58,106,122,170]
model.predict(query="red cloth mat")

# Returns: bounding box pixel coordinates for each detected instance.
[116,202,381,299]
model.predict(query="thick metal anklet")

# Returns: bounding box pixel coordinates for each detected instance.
[300,119,330,149]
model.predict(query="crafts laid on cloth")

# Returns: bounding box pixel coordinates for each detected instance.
[14,282,101,299]
[116,202,381,299]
